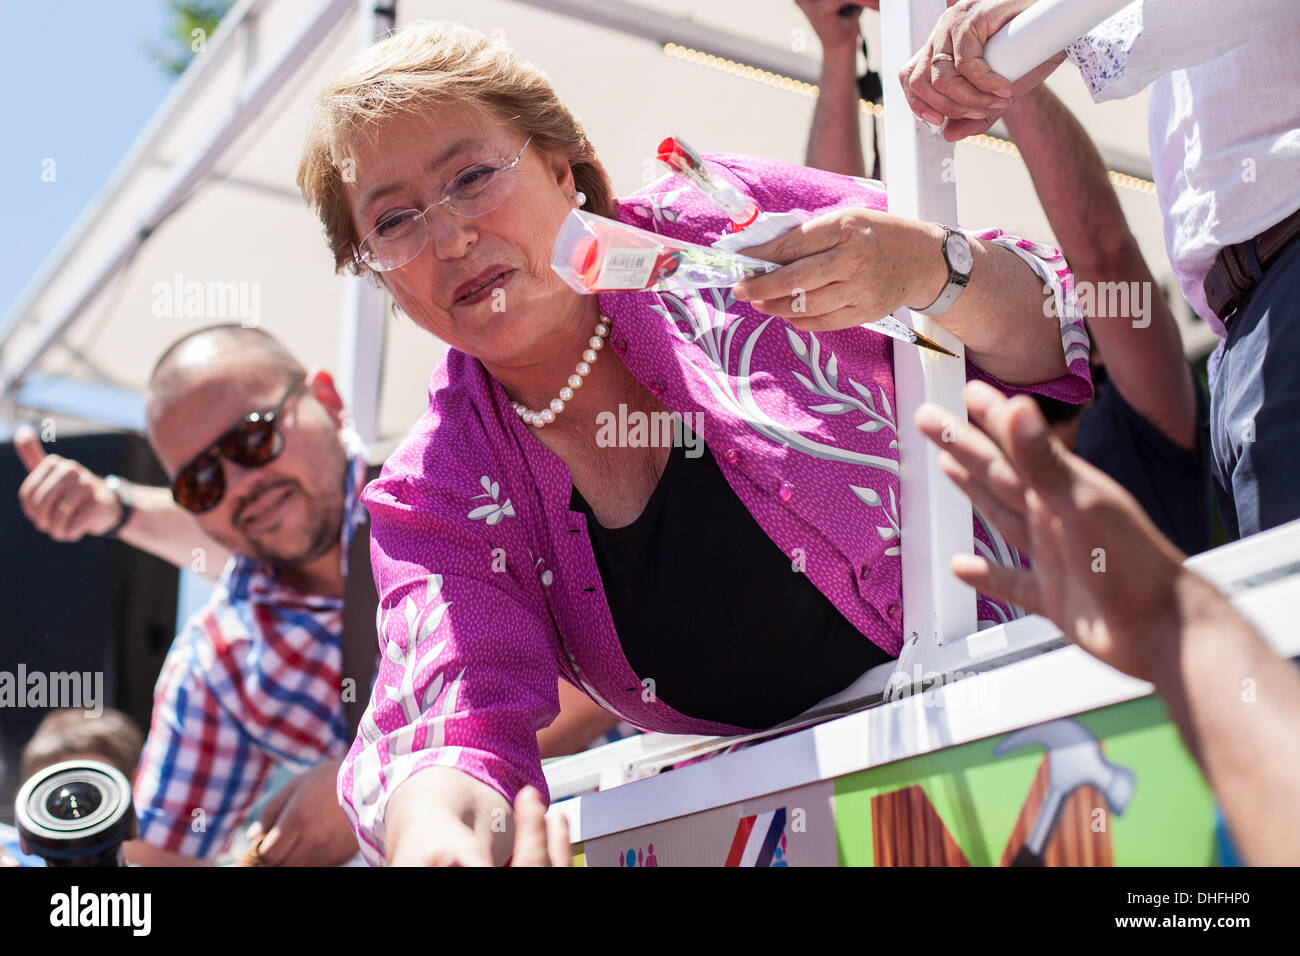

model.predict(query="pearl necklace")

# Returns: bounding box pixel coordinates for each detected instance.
[512,317,611,427]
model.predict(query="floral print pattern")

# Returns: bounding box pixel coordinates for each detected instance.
[338,153,1093,864]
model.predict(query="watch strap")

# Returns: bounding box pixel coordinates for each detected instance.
[917,227,972,318]
[102,475,134,538]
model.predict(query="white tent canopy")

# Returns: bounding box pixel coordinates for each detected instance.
[0,0,1209,446]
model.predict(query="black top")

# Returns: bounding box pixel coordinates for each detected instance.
[569,429,892,730]
[1074,367,1212,555]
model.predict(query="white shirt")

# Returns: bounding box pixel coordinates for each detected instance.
[1067,0,1300,334]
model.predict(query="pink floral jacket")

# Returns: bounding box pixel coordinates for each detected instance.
[339,153,1092,864]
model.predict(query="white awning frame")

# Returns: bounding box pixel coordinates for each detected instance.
[0,0,359,417]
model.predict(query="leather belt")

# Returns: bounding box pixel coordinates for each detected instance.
[1204,205,1300,326]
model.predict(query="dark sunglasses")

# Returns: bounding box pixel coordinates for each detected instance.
[169,374,305,513]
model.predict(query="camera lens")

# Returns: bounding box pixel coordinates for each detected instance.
[48,782,102,820]
[15,760,137,867]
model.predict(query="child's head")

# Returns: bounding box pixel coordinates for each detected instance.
[19,708,144,783]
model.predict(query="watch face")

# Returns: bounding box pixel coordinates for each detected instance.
[946,232,974,275]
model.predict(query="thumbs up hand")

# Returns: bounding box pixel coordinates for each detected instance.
[14,425,123,542]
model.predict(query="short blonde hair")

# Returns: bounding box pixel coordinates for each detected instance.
[297,20,615,275]
[20,708,144,782]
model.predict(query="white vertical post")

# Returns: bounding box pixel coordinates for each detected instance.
[337,0,396,445]
[0,394,17,442]
[881,0,977,655]
[338,276,386,444]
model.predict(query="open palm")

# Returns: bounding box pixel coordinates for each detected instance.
[916,381,1189,681]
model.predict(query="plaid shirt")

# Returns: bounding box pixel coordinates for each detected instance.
[134,438,369,858]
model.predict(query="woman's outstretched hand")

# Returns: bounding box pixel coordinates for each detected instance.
[915,380,1192,682]
[386,776,570,867]
[509,786,572,867]
[733,209,948,330]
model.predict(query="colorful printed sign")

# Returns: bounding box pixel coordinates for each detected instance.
[579,781,838,867]
[573,693,1233,866]
[724,808,789,867]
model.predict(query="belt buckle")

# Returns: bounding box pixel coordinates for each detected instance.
[1204,253,1243,323]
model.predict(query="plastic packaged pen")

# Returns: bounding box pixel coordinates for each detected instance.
[664,136,957,357]
[657,136,759,232]
[551,209,779,294]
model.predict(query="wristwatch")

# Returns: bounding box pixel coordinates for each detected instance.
[102,475,134,538]
[916,226,973,317]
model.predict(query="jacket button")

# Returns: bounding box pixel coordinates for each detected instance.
[612,338,628,353]
[859,562,872,579]
[778,482,794,502]
[649,381,665,395]
[886,603,901,621]
[724,448,741,463]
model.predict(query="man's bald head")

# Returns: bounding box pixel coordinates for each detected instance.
[147,325,307,427]
[144,324,350,574]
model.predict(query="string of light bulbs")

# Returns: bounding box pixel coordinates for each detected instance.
[661,42,1159,199]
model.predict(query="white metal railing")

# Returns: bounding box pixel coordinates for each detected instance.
[983,0,1133,81]
[547,549,1300,840]
[885,0,1132,679]
[881,0,975,669]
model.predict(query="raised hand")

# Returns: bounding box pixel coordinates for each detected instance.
[915,380,1189,682]
[795,0,876,55]
[14,425,122,542]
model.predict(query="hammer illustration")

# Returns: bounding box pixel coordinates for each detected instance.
[994,718,1136,866]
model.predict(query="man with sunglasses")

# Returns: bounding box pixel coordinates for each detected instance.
[16,325,369,866]
[15,324,621,864]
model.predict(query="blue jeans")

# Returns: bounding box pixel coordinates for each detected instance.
[1210,239,1300,539]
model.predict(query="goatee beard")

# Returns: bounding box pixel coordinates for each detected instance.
[251,512,343,568]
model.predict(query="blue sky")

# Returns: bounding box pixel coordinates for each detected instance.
[0,1,177,319]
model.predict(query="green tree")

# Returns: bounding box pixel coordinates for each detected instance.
[144,0,237,76]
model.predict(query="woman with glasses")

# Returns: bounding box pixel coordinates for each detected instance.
[297,20,1093,866]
